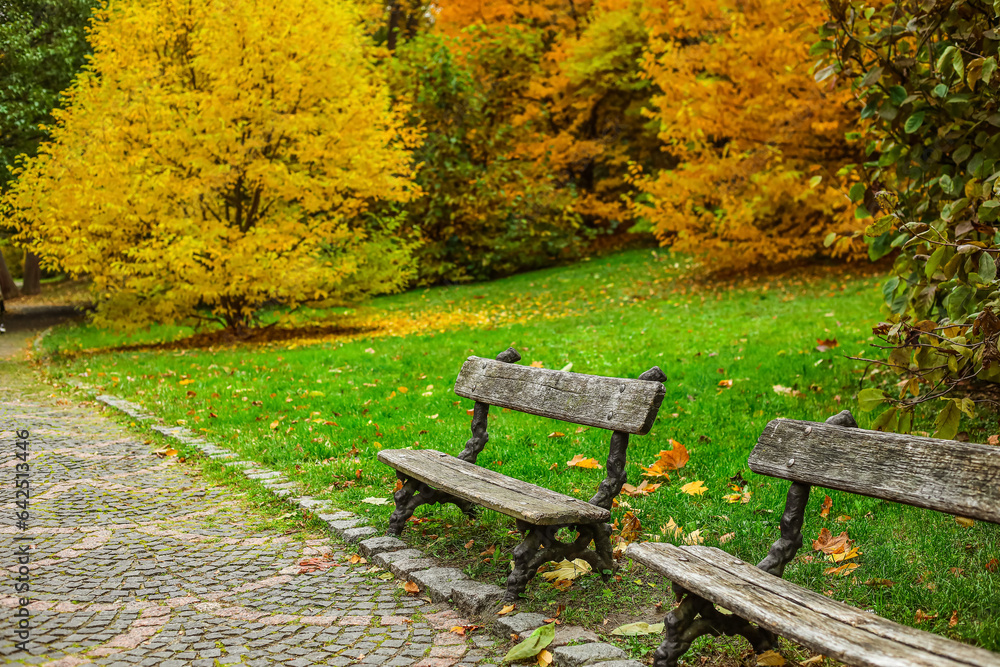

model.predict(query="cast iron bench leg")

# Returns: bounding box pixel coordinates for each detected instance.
[504,521,615,602]
[387,473,478,536]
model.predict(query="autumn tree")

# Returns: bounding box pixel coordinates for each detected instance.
[635,0,862,272]
[2,0,419,333]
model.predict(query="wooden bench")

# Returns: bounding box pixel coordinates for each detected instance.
[628,410,1000,667]
[378,347,666,601]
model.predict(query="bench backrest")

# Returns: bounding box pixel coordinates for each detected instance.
[454,355,666,435]
[750,416,1000,525]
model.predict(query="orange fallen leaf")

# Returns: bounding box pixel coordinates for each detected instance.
[621,480,661,497]
[812,528,851,555]
[641,440,689,479]
[834,515,852,523]
[402,581,419,595]
[949,610,959,627]
[348,554,367,564]
[986,558,998,572]
[450,626,466,636]
[179,379,195,385]
[718,379,733,388]
[567,454,602,469]
[719,532,735,544]
[464,540,474,549]
[537,649,553,667]
[823,562,859,576]
[816,338,839,352]
[820,495,832,519]
[497,604,516,616]
[548,432,566,438]
[914,609,938,623]
[680,480,708,496]
[530,360,544,368]
[398,386,408,393]
[480,544,496,557]
[618,511,642,544]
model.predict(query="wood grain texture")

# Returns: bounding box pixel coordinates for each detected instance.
[453,356,665,434]
[627,542,1000,667]
[378,448,610,525]
[750,419,1000,524]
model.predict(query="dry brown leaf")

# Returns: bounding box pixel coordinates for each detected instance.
[949,610,959,627]
[497,604,516,616]
[450,626,466,636]
[914,609,938,623]
[548,432,566,438]
[618,512,642,544]
[862,578,894,587]
[402,581,419,595]
[464,540,474,549]
[480,544,496,557]
[719,532,735,544]
[756,650,786,666]
[800,656,825,665]
[621,480,662,497]
[718,379,734,388]
[955,516,975,528]
[820,495,832,519]
[812,528,850,555]
[567,454,602,469]
[823,562,859,576]
[348,554,367,564]
[986,558,999,572]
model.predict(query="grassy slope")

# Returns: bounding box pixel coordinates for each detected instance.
[43,250,1000,659]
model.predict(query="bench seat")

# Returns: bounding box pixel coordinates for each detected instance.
[628,542,1000,667]
[378,449,611,525]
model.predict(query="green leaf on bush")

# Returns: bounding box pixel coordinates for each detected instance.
[871,407,899,432]
[849,183,866,203]
[503,624,555,662]
[980,252,997,283]
[983,56,997,85]
[823,232,837,248]
[888,85,907,105]
[953,144,972,163]
[865,216,894,237]
[858,387,889,412]
[980,200,1000,223]
[925,245,948,278]
[904,111,925,134]
[933,400,961,441]
[933,83,949,98]
[611,622,665,636]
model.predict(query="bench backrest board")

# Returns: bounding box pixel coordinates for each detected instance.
[750,418,1000,525]
[454,356,666,435]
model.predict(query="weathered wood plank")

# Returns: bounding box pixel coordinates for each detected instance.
[453,357,665,434]
[627,542,1000,667]
[378,448,610,525]
[750,419,1000,524]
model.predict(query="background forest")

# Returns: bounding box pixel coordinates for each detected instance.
[3,0,1000,436]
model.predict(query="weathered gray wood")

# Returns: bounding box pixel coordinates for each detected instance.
[628,542,1000,667]
[378,449,610,525]
[750,418,1000,525]
[453,357,665,434]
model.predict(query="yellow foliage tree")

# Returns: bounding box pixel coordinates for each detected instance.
[2,0,419,332]
[636,0,861,271]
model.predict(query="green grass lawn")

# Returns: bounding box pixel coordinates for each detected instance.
[42,249,1000,661]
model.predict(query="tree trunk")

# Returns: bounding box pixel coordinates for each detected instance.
[21,251,41,295]
[0,251,21,300]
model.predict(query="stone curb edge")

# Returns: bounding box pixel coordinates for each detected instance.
[61,380,643,667]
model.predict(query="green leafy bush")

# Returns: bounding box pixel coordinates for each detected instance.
[823,0,1000,436]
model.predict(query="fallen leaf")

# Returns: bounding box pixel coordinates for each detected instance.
[718,379,733,388]
[464,540,474,549]
[800,656,825,665]
[661,517,683,538]
[362,497,391,505]
[641,439,689,479]
[540,559,592,582]
[450,626,466,636]
[823,562,859,576]
[610,621,665,636]
[530,360,545,368]
[503,623,555,662]
[756,650,786,666]
[949,610,959,627]
[986,558,998,572]
[618,512,642,544]
[680,480,708,496]
[955,516,975,528]
[816,338,839,352]
[537,649,553,667]
[914,609,938,623]
[719,532,735,544]
[179,379,195,385]
[622,480,661,497]
[682,529,704,545]
[498,604,516,616]
[827,546,861,563]
[812,528,851,555]
[566,454,602,469]
[427,413,439,419]
[820,495,832,519]
[772,384,805,398]
[480,545,496,557]
[548,432,566,438]
[834,515,852,523]
[862,578,894,587]
[402,581,419,595]
[348,554,367,565]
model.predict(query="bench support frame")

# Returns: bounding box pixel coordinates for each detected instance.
[651,411,858,667]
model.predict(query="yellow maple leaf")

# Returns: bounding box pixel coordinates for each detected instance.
[680,480,708,496]
[567,454,602,469]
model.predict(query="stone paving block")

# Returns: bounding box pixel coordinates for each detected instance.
[389,558,438,578]
[449,580,505,617]
[494,613,549,638]
[552,644,628,667]
[342,526,379,543]
[410,569,470,603]
[359,537,408,557]
[550,625,600,648]
[329,518,364,531]
[373,548,423,568]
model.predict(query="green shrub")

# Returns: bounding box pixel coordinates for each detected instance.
[824,0,1000,436]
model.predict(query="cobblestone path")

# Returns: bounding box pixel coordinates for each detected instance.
[0,360,498,667]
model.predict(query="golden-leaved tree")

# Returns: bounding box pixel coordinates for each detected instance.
[2,0,419,332]
[636,0,861,271]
